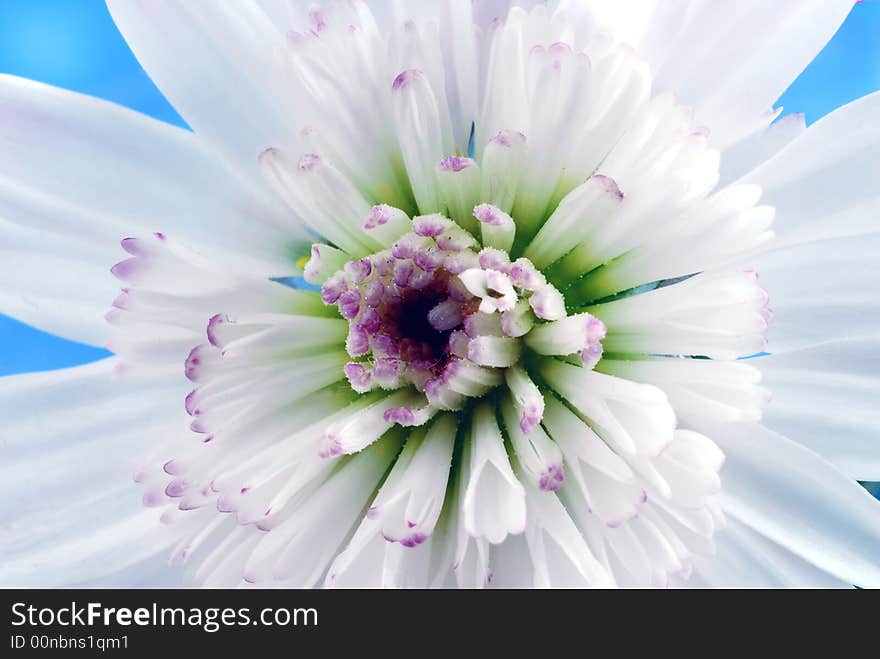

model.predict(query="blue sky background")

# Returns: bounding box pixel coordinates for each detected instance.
[0,0,879,377]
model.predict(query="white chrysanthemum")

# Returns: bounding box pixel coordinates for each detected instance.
[1,0,879,588]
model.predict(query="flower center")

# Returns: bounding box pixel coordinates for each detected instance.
[396,289,459,360]
[311,205,605,417]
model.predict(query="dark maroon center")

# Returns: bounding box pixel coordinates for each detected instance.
[395,291,452,361]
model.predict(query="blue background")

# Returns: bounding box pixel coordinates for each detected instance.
[0,1,877,501]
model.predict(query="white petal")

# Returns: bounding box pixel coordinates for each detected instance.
[479,129,527,214]
[742,91,880,248]
[182,522,261,587]
[681,518,849,588]
[363,204,413,248]
[473,203,516,253]
[467,335,521,367]
[325,519,395,588]
[463,402,527,543]
[434,0,480,143]
[654,430,724,510]
[585,184,773,297]
[500,297,535,338]
[0,358,185,586]
[583,0,853,148]
[210,314,348,355]
[588,270,770,360]
[326,516,439,588]
[454,535,491,589]
[710,422,880,588]
[720,112,806,185]
[479,13,651,230]
[598,357,770,426]
[757,339,880,480]
[284,18,414,211]
[524,174,624,270]
[302,243,349,285]
[319,390,418,457]
[542,396,635,484]
[437,158,482,234]
[500,393,563,493]
[543,397,644,528]
[259,149,381,257]
[525,312,606,360]
[107,0,299,181]
[0,235,117,347]
[503,365,545,434]
[446,436,492,588]
[484,534,532,588]
[747,233,880,352]
[458,268,519,315]
[528,283,566,321]
[0,75,305,345]
[521,481,616,588]
[540,360,675,457]
[391,69,453,215]
[243,434,400,586]
[368,415,457,546]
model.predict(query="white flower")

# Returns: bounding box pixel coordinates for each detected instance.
[1,0,879,588]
